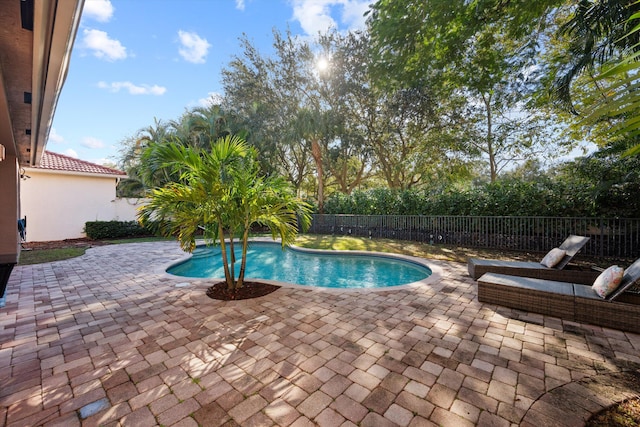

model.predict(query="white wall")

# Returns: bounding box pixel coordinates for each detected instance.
[20,170,145,242]
[111,197,146,222]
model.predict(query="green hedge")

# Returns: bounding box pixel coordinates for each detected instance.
[84,221,151,240]
[323,179,640,218]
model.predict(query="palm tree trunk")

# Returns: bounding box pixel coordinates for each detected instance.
[229,234,236,283]
[217,222,235,290]
[237,226,251,289]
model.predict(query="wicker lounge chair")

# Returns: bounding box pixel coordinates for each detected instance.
[468,235,597,284]
[477,258,640,333]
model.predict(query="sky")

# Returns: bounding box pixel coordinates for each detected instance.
[49,0,371,166]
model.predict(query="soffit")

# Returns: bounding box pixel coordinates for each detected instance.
[0,0,83,167]
[0,0,32,163]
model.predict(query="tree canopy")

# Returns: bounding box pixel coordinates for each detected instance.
[116,1,640,217]
[366,0,579,181]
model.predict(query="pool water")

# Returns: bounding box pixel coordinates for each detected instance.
[167,242,432,289]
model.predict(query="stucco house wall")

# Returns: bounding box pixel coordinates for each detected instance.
[20,152,131,242]
[111,198,147,223]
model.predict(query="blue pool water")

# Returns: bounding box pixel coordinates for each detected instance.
[167,242,432,289]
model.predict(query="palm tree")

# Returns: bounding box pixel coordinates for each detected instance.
[190,104,244,146]
[553,0,640,112]
[118,118,174,191]
[578,8,640,156]
[138,135,312,291]
[128,107,247,192]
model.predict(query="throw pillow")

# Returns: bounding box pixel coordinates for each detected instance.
[592,265,625,298]
[540,248,567,268]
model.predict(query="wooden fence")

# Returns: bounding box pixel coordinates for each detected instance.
[307,215,640,259]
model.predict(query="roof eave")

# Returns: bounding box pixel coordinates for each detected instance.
[22,166,127,180]
[30,0,84,167]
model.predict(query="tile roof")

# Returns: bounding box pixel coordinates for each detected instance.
[38,151,126,176]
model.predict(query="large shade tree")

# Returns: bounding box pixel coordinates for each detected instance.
[222,31,329,208]
[313,31,382,194]
[138,135,312,291]
[223,28,472,197]
[366,0,577,181]
[316,31,472,190]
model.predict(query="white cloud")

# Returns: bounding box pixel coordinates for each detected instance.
[63,148,78,158]
[177,30,211,64]
[98,81,167,95]
[83,28,127,61]
[91,158,114,166]
[340,0,370,29]
[291,0,369,36]
[83,0,114,22]
[48,128,64,144]
[292,0,336,35]
[235,0,245,11]
[198,92,224,107]
[81,137,105,149]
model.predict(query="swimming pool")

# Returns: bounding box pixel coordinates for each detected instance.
[166,241,434,289]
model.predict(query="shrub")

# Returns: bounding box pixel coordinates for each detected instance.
[84,221,151,240]
[322,178,639,217]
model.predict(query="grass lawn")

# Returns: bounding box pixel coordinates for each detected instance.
[294,234,544,264]
[18,233,628,269]
[294,235,628,269]
[17,234,621,267]
[19,248,87,265]
[18,237,172,265]
[17,233,576,266]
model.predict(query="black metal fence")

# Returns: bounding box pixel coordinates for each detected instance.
[307,215,640,259]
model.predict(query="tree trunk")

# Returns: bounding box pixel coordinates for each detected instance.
[236,223,251,289]
[483,93,497,183]
[229,235,236,285]
[217,222,235,290]
[311,138,324,213]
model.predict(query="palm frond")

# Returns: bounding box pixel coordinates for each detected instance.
[579,3,640,155]
[138,134,311,290]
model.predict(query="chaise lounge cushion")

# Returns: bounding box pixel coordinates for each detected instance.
[468,259,599,284]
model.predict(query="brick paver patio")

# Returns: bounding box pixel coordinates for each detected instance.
[1,241,639,426]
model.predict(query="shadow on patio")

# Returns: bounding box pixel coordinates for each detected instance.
[0,241,639,426]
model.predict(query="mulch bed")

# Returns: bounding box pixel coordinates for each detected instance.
[206,281,280,301]
[22,238,108,250]
[587,397,640,427]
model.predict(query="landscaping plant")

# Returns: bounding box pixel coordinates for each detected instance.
[138,135,312,291]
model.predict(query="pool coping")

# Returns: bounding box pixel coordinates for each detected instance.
[158,237,443,293]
